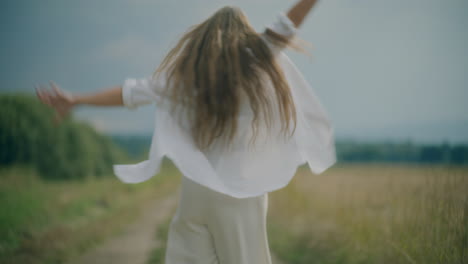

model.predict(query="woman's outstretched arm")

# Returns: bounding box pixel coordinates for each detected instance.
[287,0,319,28]
[36,81,124,122]
[263,0,319,48]
[72,85,124,106]
[36,76,163,122]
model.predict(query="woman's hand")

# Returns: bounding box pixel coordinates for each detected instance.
[287,0,319,28]
[36,81,75,123]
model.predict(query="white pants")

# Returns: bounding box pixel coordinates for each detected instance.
[165,176,272,264]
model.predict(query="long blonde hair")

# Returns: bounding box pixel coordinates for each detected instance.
[153,6,297,149]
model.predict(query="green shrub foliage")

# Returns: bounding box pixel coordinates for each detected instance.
[0,93,126,179]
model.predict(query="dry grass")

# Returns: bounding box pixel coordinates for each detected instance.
[267,164,468,264]
[0,163,180,264]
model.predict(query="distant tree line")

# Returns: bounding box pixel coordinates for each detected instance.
[3,93,465,180]
[109,134,152,160]
[336,140,468,164]
[109,136,468,166]
[0,94,127,180]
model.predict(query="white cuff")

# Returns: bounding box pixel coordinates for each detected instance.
[268,13,297,38]
[122,78,137,110]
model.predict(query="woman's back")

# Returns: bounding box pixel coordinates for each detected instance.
[113,11,336,198]
[152,6,297,152]
[35,3,335,263]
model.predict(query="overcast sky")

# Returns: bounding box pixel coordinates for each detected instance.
[1,0,467,143]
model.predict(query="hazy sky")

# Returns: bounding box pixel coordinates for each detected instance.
[1,0,467,143]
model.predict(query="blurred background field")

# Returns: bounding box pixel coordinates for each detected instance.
[0,94,180,263]
[267,164,468,264]
[0,165,179,264]
[1,94,467,264]
[145,164,468,264]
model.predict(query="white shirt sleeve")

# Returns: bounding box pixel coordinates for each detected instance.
[262,13,298,52]
[121,74,166,110]
[267,13,297,38]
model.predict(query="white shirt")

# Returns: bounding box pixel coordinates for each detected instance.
[113,13,337,198]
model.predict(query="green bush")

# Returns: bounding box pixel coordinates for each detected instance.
[0,93,127,180]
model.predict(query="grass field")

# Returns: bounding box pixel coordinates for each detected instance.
[2,163,467,264]
[146,164,467,264]
[0,163,179,264]
[267,164,468,264]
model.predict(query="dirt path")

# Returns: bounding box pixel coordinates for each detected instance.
[67,193,178,264]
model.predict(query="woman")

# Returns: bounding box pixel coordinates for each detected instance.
[36,0,336,263]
